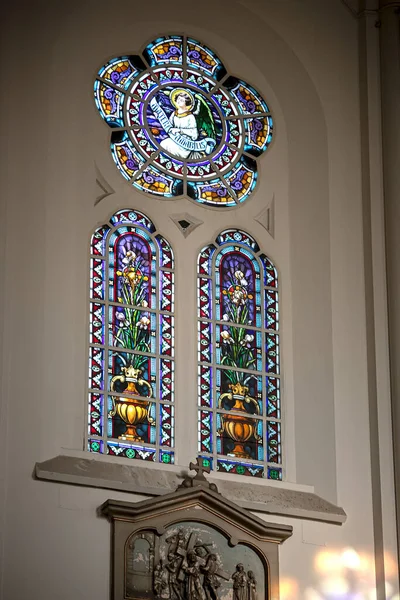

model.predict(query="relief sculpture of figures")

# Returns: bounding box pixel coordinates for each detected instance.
[141,524,264,600]
[166,554,183,600]
[183,552,206,600]
[154,562,171,599]
[201,554,221,600]
[247,571,257,600]
[114,464,285,600]
[232,564,248,600]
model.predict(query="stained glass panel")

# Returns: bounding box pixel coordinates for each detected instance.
[87,210,175,464]
[94,35,274,207]
[97,55,143,90]
[186,38,226,79]
[188,179,236,207]
[94,81,125,127]
[244,116,274,157]
[111,133,146,181]
[197,230,282,479]
[143,35,184,67]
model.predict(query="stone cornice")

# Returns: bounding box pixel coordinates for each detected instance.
[35,454,347,526]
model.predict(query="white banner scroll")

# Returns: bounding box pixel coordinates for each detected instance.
[150,97,216,155]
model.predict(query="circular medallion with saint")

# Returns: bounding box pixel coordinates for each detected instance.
[94,35,273,207]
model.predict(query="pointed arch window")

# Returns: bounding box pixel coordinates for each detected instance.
[197,229,281,479]
[87,209,175,464]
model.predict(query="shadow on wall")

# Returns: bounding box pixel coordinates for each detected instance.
[280,547,398,600]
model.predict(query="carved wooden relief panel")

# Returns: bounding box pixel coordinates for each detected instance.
[101,460,292,600]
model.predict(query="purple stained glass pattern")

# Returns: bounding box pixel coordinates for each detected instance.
[223,158,258,204]
[186,38,226,79]
[225,77,270,115]
[197,230,282,479]
[188,178,236,207]
[143,36,184,67]
[244,116,274,157]
[111,135,146,181]
[94,81,125,127]
[97,56,142,90]
[88,210,174,464]
[94,35,273,206]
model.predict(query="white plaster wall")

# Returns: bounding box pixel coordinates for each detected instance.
[0,0,397,598]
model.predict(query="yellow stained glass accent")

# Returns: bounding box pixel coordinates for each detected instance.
[98,82,122,116]
[237,85,265,114]
[101,60,132,87]
[187,42,217,69]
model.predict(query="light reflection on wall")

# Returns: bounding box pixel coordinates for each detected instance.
[280,547,399,600]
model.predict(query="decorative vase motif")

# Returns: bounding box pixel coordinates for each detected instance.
[109,365,154,441]
[218,383,261,458]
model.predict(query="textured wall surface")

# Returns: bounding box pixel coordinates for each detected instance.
[0,1,397,598]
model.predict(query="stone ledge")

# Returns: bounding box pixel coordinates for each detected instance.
[35,454,346,525]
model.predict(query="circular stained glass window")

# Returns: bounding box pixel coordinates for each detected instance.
[94,35,274,207]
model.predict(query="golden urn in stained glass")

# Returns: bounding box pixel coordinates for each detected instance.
[218,382,261,458]
[109,365,154,441]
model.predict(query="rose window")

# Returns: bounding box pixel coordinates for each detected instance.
[94,35,273,207]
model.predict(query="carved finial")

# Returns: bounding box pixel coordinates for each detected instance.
[178,458,219,493]
[189,457,210,480]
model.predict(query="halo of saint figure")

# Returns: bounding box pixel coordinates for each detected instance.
[152,528,258,600]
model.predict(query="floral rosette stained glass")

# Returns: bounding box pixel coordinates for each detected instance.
[197,229,282,480]
[94,35,273,207]
[88,209,174,465]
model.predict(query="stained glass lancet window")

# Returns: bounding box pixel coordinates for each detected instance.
[197,229,281,479]
[88,209,175,464]
[94,35,273,207]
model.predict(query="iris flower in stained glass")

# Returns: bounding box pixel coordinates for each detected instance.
[197,229,282,479]
[88,210,175,463]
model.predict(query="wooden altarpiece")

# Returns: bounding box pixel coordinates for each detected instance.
[101,460,293,600]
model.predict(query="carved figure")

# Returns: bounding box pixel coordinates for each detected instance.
[154,563,167,598]
[201,554,221,600]
[232,564,248,600]
[183,551,206,600]
[247,571,257,600]
[166,528,186,558]
[166,554,183,600]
